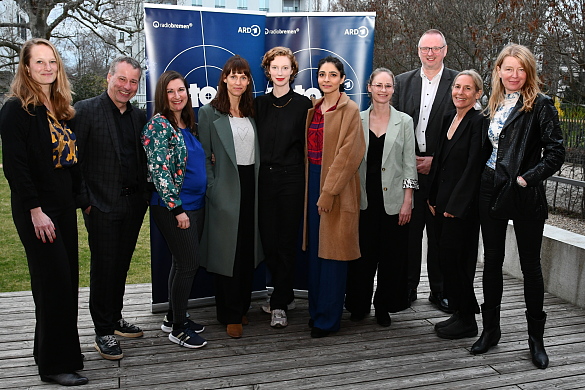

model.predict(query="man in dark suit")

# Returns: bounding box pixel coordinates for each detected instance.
[71,57,148,360]
[392,29,458,313]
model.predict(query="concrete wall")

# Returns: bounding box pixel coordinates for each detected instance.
[483,223,585,308]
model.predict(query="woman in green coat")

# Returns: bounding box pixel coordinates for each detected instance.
[198,55,263,338]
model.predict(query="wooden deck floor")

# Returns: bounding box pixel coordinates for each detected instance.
[1,268,585,389]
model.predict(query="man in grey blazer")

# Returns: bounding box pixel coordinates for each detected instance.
[71,57,148,360]
[392,29,458,313]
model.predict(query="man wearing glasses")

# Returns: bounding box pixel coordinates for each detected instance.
[392,29,458,313]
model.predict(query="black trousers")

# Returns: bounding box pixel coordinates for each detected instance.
[258,164,304,311]
[479,167,545,317]
[214,165,255,325]
[85,192,147,336]
[151,205,204,327]
[346,209,410,315]
[12,170,83,376]
[408,173,442,293]
[435,214,480,314]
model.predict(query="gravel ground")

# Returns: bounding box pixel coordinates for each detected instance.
[546,212,585,236]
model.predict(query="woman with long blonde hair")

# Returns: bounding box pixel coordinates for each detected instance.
[471,44,565,369]
[0,38,87,385]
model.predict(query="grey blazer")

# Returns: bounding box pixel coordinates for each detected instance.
[359,105,418,215]
[71,91,147,212]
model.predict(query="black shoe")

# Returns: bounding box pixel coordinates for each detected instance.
[409,289,417,303]
[162,317,205,334]
[428,292,454,314]
[375,311,391,327]
[94,335,123,360]
[434,312,459,331]
[526,311,549,369]
[349,312,369,322]
[308,319,314,328]
[114,318,143,338]
[436,314,478,339]
[41,372,88,386]
[310,327,330,338]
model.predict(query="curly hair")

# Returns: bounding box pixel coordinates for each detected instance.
[261,46,299,83]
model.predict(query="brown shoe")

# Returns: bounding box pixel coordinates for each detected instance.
[242,315,249,326]
[227,324,243,338]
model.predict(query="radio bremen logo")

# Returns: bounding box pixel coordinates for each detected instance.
[344,26,369,38]
[152,21,193,29]
[238,25,261,37]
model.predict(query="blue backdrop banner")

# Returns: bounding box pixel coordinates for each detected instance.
[143,4,375,308]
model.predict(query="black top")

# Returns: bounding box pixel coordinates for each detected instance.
[365,130,385,213]
[254,89,312,167]
[107,96,139,188]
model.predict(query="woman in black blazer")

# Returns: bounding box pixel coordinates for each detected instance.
[428,70,485,340]
[0,39,87,386]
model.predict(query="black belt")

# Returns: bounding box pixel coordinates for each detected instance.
[121,186,138,196]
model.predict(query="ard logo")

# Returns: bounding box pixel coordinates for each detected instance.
[344,26,369,38]
[238,25,261,37]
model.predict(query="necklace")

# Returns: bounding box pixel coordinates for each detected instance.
[272,97,293,109]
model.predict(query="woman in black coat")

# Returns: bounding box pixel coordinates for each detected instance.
[470,44,565,369]
[428,70,484,339]
[0,39,87,386]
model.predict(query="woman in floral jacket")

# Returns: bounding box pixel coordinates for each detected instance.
[142,70,207,349]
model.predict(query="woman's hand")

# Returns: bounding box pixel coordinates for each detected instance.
[443,212,455,218]
[517,176,527,187]
[30,207,56,243]
[398,202,411,225]
[427,200,436,216]
[318,206,330,215]
[175,212,190,229]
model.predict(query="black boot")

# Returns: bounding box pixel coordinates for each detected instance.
[471,304,501,355]
[436,312,477,339]
[526,311,549,369]
[434,312,459,331]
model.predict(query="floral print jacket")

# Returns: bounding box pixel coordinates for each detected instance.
[142,113,187,211]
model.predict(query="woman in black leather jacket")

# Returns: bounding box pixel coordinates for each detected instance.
[470,44,565,369]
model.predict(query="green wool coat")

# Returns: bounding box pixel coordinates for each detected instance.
[197,104,264,277]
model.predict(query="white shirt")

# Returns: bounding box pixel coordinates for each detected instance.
[228,116,255,165]
[416,65,444,153]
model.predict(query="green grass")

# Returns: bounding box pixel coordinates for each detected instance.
[0,146,152,293]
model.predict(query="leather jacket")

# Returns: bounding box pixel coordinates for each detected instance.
[483,94,565,220]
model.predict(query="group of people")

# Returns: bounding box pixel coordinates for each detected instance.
[0,27,564,386]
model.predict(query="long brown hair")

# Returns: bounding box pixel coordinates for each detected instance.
[154,70,196,133]
[488,44,541,118]
[9,38,74,121]
[211,55,254,117]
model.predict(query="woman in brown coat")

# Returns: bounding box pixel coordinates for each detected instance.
[304,56,365,338]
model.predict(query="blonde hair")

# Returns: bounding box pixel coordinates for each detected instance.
[9,38,74,121]
[488,44,541,119]
[454,69,483,93]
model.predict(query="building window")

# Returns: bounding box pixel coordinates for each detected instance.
[259,0,269,11]
[192,0,202,5]
[215,0,225,8]
[237,0,247,10]
[283,0,300,12]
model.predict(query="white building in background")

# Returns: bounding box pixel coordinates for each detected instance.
[121,0,313,107]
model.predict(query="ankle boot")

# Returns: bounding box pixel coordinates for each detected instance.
[434,312,459,331]
[471,304,501,355]
[436,312,477,339]
[526,311,549,369]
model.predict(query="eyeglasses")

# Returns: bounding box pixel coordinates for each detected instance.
[371,83,393,90]
[419,46,446,54]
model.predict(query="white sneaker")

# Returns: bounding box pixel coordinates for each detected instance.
[271,309,288,328]
[261,299,296,314]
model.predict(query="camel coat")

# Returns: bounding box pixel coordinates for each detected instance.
[302,93,366,260]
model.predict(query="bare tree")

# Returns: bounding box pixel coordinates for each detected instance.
[0,0,144,71]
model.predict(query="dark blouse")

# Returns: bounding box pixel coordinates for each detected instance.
[365,130,385,212]
[254,89,312,167]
